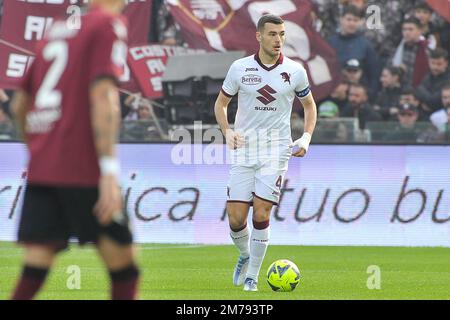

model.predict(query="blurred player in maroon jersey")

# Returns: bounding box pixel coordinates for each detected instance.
[10,0,140,300]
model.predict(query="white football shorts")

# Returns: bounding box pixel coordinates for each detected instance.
[226,158,289,205]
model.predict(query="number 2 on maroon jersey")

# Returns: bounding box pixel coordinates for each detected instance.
[35,41,68,110]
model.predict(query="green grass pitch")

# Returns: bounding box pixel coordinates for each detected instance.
[0,242,449,300]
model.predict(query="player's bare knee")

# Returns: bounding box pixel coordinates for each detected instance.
[227,214,247,230]
[226,203,249,229]
[97,236,136,271]
[253,199,273,222]
[253,210,271,223]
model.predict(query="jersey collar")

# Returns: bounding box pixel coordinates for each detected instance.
[254,52,284,71]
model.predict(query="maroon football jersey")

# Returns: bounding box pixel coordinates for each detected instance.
[20,7,128,187]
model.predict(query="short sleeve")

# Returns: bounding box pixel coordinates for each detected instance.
[221,62,239,97]
[89,18,128,85]
[294,67,311,99]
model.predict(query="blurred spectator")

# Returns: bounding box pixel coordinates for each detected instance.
[313,0,367,39]
[365,0,415,62]
[430,83,450,133]
[318,101,340,118]
[120,93,139,120]
[374,66,405,120]
[399,86,426,119]
[440,23,450,56]
[317,101,350,142]
[316,0,421,63]
[328,5,381,94]
[320,80,350,113]
[342,59,364,85]
[391,17,429,87]
[341,84,382,129]
[416,48,450,115]
[383,103,434,142]
[156,1,184,46]
[138,104,152,120]
[0,89,11,117]
[0,104,14,140]
[413,1,440,50]
[330,81,350,110]
[120,92,156,122]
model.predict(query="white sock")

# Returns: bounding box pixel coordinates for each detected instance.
[230,225,250,258]
[246,226,270,282]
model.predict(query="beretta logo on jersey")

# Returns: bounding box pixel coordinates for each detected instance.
[241,74,262,85]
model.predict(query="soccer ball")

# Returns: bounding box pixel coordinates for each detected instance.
[266,259,300,292]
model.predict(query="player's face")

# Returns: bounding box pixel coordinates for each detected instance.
[257,23,285,58]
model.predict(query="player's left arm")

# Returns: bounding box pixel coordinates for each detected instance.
[291,92,317,157]
[11,90,31,144]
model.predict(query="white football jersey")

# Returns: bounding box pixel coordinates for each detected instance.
[222,53,311,162]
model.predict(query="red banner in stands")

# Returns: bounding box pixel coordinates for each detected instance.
[0,0,151,90]
[127,44,205,98]
[426,0,450,23]
[167,0,340,100]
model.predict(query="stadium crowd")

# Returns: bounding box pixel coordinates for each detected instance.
[0,0,449,143]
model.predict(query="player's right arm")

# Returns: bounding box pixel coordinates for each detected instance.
[215,62,244,150]
[214,91,244,150]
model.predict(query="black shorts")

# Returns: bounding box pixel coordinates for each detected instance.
[18,184,133,252]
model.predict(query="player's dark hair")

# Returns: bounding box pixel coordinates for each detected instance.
[403,16,422,28]
[257,14,284,31]
[341,5,364,19]
[429,48,449,61]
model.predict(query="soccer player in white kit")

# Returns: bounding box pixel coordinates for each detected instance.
[214,14,317,291]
